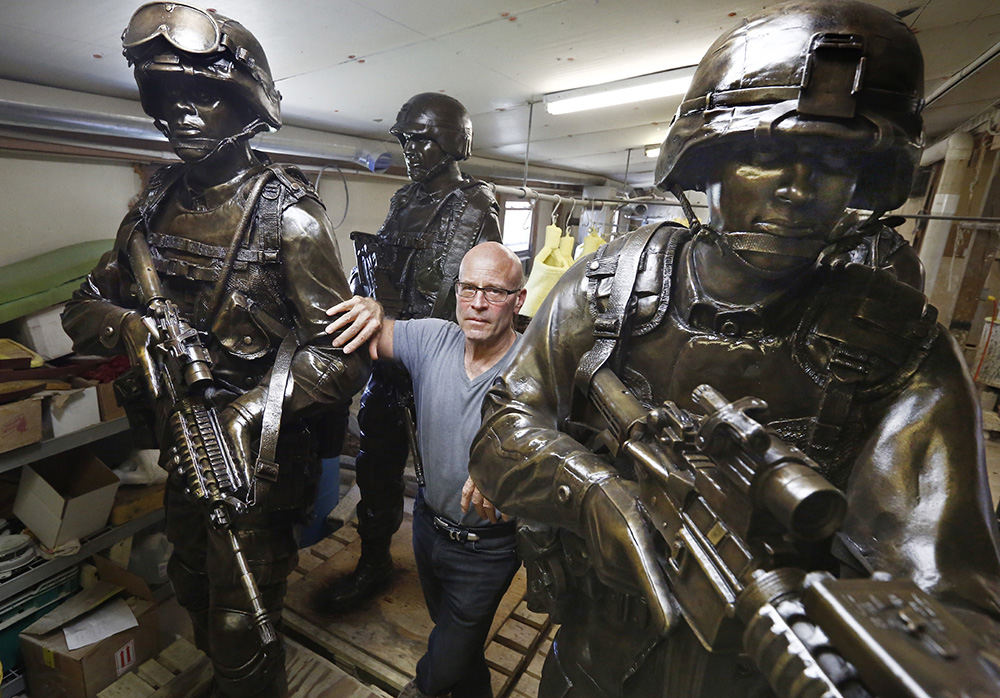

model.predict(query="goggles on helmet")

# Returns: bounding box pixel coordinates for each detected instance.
[122,2,223,57]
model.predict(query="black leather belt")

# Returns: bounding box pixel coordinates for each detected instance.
[431,515,515,543]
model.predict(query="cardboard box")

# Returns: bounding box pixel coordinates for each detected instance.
[0,396,43,454]
[14,449,120,549]
[20,581,158,698]
[13,303,74,360]
[46,385,101,438]
[95,383,125,422]
[0,565,79,675]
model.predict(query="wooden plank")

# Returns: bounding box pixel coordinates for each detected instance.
[284,608,411,692]
[137,658,178,689]
[157,637,205,673]
[286,636,388,698]
[495,618,539,653]
[525,649,546,679]
[308,535,346,561]
[490,667,514,698]
[110,483,166,525]
[485,641,522,675]
[331,524,360,545]
[295,549,326,574]
[285,513,529,694]
[512,600,550,630]
[97,672,156,698]
[513,671,540,697]
[149,655,213,698]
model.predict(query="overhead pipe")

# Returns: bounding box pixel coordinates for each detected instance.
[919,132,974,296]
[0,79,609,187]
[925,38,1000,107]
[495,184,706,210]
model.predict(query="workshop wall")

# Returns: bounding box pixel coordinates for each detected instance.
[0,154,140,265]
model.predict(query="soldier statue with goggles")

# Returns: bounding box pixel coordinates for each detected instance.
[62,3,367,695]
[324,92,502,611]
[470,2,1000,696]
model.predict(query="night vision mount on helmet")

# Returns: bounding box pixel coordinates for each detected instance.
[390,92,474,161]
[123,2,281,138]
[655,0,924,213]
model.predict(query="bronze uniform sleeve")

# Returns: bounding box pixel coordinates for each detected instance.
[470,260,621,533]
[842,330,1000,615]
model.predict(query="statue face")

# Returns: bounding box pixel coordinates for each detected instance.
[155,79,248,162]
[706,142,859,273]
[402,133,447,183]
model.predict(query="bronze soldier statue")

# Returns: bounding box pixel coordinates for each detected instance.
[325,93,502,610]
[470,2,1000,696]
[61,3,367,695]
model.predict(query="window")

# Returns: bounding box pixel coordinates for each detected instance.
[502,200,533,253]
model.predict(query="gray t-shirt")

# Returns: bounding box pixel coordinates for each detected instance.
[394,318,521,525]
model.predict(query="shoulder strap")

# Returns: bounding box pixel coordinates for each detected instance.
[429,183,500,318]
[253,331,298,487]
[572,224,662,406]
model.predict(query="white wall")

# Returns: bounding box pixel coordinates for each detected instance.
[0,154,141,264]
[315,171,405,273]
[0,152,408,275]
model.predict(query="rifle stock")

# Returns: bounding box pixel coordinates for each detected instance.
[588,367,1000,697]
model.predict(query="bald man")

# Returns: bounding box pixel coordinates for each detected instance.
[326,242,526,698]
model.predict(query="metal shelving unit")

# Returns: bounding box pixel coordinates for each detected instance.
[0,508,164,605]
[0,418,161,697]
[0,417,130,475]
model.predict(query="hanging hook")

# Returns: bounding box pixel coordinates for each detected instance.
[551,196,563,225]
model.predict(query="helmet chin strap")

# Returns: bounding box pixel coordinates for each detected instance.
[155,117,268,164]
[415,153,455,185]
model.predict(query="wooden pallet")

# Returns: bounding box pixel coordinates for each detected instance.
[97,637,211,698]
[285,516,550,698]
[97,635,388,698]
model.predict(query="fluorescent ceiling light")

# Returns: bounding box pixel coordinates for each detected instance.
[544,66,696,115]
[644,145,661,158]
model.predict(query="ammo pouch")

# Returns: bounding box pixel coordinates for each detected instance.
[113,368,159,450]
[517,521,581,623]
[212,290,285,361]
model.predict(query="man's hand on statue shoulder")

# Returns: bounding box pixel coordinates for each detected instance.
[325,296,387,360]
[461,477,510,524]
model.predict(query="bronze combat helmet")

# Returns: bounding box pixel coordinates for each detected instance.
[390,93,474,161]
[655,0,923,213]
[122,1,282,145]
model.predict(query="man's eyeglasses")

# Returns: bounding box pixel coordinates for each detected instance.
[454,282,521,304]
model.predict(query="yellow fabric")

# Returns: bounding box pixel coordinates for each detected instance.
[522,226,574,318]
[577,231,606,259]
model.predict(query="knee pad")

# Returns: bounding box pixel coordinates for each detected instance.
[210,632,287,698]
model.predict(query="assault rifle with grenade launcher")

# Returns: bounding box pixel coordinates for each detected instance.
[126,232,279,652]
[588,367,1000,697]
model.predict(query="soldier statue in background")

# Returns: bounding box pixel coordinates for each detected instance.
[324,93,503,611]
[470,2,1000,696]
[62,4,367,695]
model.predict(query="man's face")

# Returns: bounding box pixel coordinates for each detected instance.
[456,249,525,346]
[706,141,860,273]
[402,133,447,183]
[155,79,248,162]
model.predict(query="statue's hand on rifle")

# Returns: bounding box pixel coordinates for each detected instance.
[120,311,162,399]
[581,476,678,634]
[219,393,263,488]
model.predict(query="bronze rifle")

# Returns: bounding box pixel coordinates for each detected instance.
[127,232,278,652]
[589,367,1000,697]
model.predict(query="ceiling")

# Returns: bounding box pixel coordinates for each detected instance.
[1,0,998,187]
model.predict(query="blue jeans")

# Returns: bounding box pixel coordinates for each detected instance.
[412,491,521,698]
